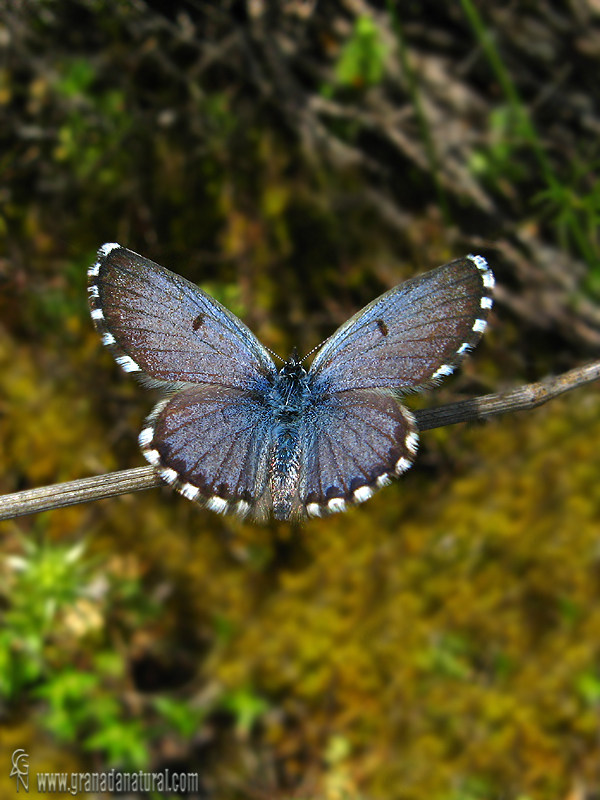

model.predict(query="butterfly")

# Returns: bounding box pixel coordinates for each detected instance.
[88,244,494,522]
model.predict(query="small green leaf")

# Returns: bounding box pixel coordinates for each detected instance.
[335,15,387,88]
[84,720,149,769]
[221,687,269,736]
[153,696,206,739]
[576,671,600,706]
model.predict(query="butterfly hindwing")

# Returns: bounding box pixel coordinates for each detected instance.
[139,385,274,520]
[299,389,419,518]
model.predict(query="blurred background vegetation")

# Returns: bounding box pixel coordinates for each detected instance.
[1,1,600,798]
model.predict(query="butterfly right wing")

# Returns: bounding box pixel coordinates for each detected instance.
[88,243,277,389]
[297,388,419,518]
[297,256,495,519]
[309,256,494,393]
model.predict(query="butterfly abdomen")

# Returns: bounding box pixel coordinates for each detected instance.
[270,429,303,520]
[266,356,314,520]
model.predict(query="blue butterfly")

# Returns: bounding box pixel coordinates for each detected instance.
[88,244,494,521]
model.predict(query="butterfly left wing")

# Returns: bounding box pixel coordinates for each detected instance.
[139,384,275,520]
[88,243,277,389]
[309,255,494,392]
[88,244,280,517]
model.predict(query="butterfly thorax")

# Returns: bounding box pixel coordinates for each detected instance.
[266,351,313,519]
[273,350,309,408]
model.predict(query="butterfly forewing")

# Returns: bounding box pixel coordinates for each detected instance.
[88,244,277,389]
[309,256,494,392]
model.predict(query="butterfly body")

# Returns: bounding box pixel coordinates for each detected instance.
[88,244,494,522]
[263,353,312,519]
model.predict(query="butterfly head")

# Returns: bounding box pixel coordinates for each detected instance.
[269,347,310,414]
[280,347,307,381]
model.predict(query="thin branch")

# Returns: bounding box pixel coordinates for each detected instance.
[0,360,598,522]
[415,359,600,430]
[0,467,162,522]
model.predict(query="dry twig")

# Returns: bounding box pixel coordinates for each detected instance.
[1,360,597,522]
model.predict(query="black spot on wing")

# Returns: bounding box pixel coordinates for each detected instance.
[376,318,388,336]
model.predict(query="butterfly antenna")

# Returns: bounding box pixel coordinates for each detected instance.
[302,335,332,364]
[264,345,285,364]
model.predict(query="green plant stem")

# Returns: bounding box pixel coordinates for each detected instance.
[459,0,597,269]
[387,0,451,225]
